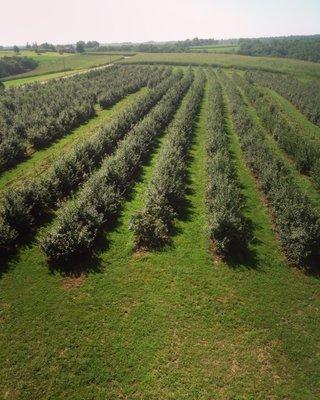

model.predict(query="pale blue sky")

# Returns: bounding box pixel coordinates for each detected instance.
[1,0,319,45]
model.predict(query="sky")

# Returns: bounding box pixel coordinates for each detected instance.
[1,0,319,46]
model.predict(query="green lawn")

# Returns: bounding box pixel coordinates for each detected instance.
[1,68,320,399]
[0,88,147,193]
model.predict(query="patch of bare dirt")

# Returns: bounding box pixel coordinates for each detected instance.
[209,241,223,265]
[61,274,85,290]
[131,248,150,259]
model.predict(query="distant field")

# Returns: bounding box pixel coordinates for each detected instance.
[190,44,239,53]
[0,51,124,82]
[122,52,320,79]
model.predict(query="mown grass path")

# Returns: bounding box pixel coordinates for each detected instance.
[0,70,320,400]
[0,88,147,192]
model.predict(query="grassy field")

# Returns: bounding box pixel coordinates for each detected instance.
[122,52,320,79]
[1,67,320,399]
[0,51,124,84]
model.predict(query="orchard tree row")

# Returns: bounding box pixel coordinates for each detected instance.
[0,70,178,252]
[129,70,205,248]
[0,65,161,172]
[205,71,251,256]
[219,70,320,267]
[40,70,194,261]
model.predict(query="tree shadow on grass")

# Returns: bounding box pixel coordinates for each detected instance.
[299,257,320,279]
[0,248,21,279]
[47,250,105,278]
[222,239,260,270]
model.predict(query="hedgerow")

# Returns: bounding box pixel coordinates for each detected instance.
[0,69,177,252]
[0,56,38,78]
[205,71,251,256]
[129,70,205,248]
[40,70,194,261]
[219,70,320,267]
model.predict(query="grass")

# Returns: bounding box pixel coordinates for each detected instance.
[121,52,320,80]
[1,51,123,85]
[0,88,147,192]
[1,68,320,399]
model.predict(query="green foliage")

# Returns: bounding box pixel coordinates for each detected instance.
[85,41,99,49]
[0,134,26,171]
[40,200,104,260]
[76,41,85,53]
[130,194,174,248]
[311,159,320,190]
